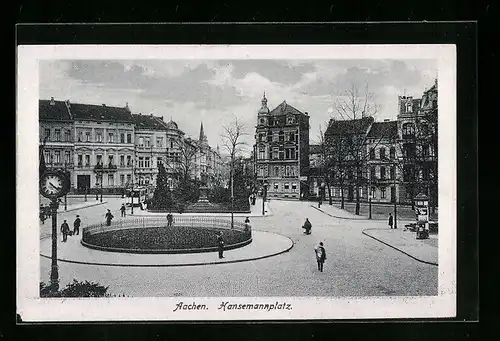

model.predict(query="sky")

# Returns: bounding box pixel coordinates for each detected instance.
[39,59,437,154]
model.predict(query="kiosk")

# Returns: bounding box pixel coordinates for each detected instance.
[414,193,430,239]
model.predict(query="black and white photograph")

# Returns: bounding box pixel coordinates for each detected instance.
[17,44,457,321]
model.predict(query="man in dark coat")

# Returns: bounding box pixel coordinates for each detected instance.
[105,209,114,226]
[314,242,327,272]
[120,204,126,217]
[303,218,312,234]
[60,220,70,242]
[217,232,225,259]
[167,213,173,227]
[388,213,394,229]
[73,215,81,235]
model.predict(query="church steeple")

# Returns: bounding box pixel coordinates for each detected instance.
[199,121,207,143]
[258,91,269,115]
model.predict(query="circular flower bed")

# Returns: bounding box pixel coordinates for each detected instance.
[82,225,252,254]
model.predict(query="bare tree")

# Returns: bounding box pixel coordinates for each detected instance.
[329,83,380,215]
[170,137,199,183]
[220,117,248,227]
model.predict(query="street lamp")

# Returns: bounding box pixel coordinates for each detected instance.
[393,161,397,229]
[262,182,268,216]
[318,182,325,208]
[368,173,372,220]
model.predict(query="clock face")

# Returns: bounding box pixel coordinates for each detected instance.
[40,172,67,198]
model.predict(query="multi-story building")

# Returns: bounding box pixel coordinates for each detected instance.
[39,97,74,188]
[70,101,135,194]
[132,114,187,188]
[254,94,310,200]
[365,119,400,203]
[397,80,438,206]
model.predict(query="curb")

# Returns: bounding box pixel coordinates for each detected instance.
[40,232,294,268]
[361,229,438,266]
[57,201,108,214]
[311,205,366,220]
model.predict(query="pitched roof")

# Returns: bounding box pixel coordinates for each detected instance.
[39,99,72,121]
[132,114,170,131]
[367,121,398,139]
[269,101,304,116]
[309,144,321,154]
[325,116,374,136]
[70,102,133,123]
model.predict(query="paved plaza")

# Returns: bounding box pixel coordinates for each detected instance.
[39,197,438,297]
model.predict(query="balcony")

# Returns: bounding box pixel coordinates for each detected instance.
[76,163,92,169]
[93,163,118,173]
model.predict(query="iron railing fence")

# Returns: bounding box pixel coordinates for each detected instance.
[82,215,249,236]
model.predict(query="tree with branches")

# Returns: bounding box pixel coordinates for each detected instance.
[220,117,248,227]
[327,83,380,215]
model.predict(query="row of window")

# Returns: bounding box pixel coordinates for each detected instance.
[44,150,71,164]
[96,173,132,186]
[328,186,394,199]
[258,165,298,177]
[44,128,72,142]
[137,136,176,149]
[257,146,298,160]
[269,182,298,192]
[369,147,396,160]
[257,131,298,143]
[75,130,133,144]
[369,166,396,180]
[259,116,296,126]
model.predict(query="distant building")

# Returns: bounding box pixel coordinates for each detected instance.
[39,97,74,188]
[192,122,223,188]
[254,93,310,200]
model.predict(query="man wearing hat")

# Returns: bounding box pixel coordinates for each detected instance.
[73,215,81,235]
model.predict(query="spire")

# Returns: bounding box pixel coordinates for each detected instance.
[258,91,269,115]
[199,121,207,142]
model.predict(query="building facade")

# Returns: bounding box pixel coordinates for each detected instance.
[365,120,400,203]
[397,80,438,206]
[70,102,135,194]
[132,114,187,189]
[39,98,74,188]
[254,94,310,200]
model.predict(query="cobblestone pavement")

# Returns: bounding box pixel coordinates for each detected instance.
[40,199,438,297]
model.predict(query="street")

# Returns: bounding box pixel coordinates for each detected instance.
[40,197,438,297]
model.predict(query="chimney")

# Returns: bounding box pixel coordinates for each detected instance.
[50,97,55,105]
[384,119,390,122]
[139,113,142,115]
[150,113,153,117]
[160,116,163,121]
[305,112,309,116]
[102,104,106,107]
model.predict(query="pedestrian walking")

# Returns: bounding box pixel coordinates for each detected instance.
[217,232,225,259]
[105,209,114,226]
[388,213,394,229]
[167,213,173,227]
[302,218,312,235]
[314,242,327,272]
[73,215,81,235]
[60,220,70,242]
[244,217,251,232]
[120,204,126,217]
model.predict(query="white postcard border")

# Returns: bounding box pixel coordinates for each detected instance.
[16,44,456,321]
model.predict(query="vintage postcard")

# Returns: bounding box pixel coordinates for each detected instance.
[17,44,456,321]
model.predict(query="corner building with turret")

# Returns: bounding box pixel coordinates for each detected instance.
[253,94,310,200]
